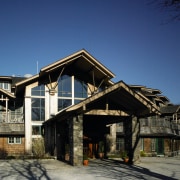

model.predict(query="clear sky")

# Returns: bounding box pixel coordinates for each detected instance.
[0,0,179,104]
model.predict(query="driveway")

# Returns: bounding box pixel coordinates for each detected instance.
[0,157,179,180]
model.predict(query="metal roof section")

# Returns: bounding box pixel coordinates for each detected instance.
[47,81,160,123]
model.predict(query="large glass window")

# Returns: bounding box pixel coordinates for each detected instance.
[58,99,71,111]
[31,85,45,96]
[32,98,45,121]
[31,85,45,121]
[74,78,87,98]
[58,75,72,97]
[57,75,87,111]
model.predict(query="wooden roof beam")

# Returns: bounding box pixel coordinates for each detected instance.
[85,109,129,116]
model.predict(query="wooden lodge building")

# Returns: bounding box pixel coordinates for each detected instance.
[0,49,179,165]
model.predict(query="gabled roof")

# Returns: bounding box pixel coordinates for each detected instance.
[15,49,115,93]
[40,49,115,86]
[46,81,160,123]
[40,49,115,78]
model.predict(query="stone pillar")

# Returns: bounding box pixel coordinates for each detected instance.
[124,116,141,164]
[107,124,117,154]
[69,115,83,166]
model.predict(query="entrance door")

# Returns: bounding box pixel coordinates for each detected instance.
[156,138,164,155]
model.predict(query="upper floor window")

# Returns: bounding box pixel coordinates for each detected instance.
[58,75,72,97]
[31,84,45,96]
[74,78,87,98]
[58,99,72,111]
[0,81,11,91]
[31,98,45,121]
[57,75,87,111]
[31,84,45,121]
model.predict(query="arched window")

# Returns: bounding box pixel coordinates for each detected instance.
[58,75,72,97]
[74,78,87,98]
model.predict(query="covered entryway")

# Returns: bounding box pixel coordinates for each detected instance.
[44,81,160,166]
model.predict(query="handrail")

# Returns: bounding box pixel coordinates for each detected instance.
[0,111,24,123]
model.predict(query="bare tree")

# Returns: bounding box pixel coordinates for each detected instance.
[150,0,180,22]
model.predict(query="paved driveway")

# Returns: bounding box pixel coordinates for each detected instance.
[0,157,179,180]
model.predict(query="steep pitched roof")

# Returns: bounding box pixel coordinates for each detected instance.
[40,49,115,86]
[45,81,160,124]
[15,49,115,93]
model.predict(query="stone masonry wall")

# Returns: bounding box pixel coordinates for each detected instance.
[69,115,83,166]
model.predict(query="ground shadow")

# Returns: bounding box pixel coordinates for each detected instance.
[88,159,178,180]
[1,159,51,180]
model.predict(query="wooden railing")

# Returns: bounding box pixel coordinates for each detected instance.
[140,117,180,136]
[0,111,24,123]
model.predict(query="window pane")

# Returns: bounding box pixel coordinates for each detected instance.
[0,81,10,91]
[58,75,72,97]
[31,85,45,96]
[32,98,40,107]
[32,126,41,135]
[8,137,21,144]
[32,98,45,121]
[16,137,21,144]
[8,137,14,143]
[74,99,83,104]
[58,99,72,111]
[74,78,87,98]
[116,138,124,151]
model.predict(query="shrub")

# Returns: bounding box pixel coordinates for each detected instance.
[140,150,146,157]
[32,138,45,158]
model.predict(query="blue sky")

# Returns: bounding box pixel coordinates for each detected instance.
[0,0,179,104]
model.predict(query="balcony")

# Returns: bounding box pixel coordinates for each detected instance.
[0,111,24,123]
[171,120,180,136]
[140,117,179,137]
[0,111,24,135]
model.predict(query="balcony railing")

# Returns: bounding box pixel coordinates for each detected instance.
[0,111,24,123]
[140,118,180,136]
